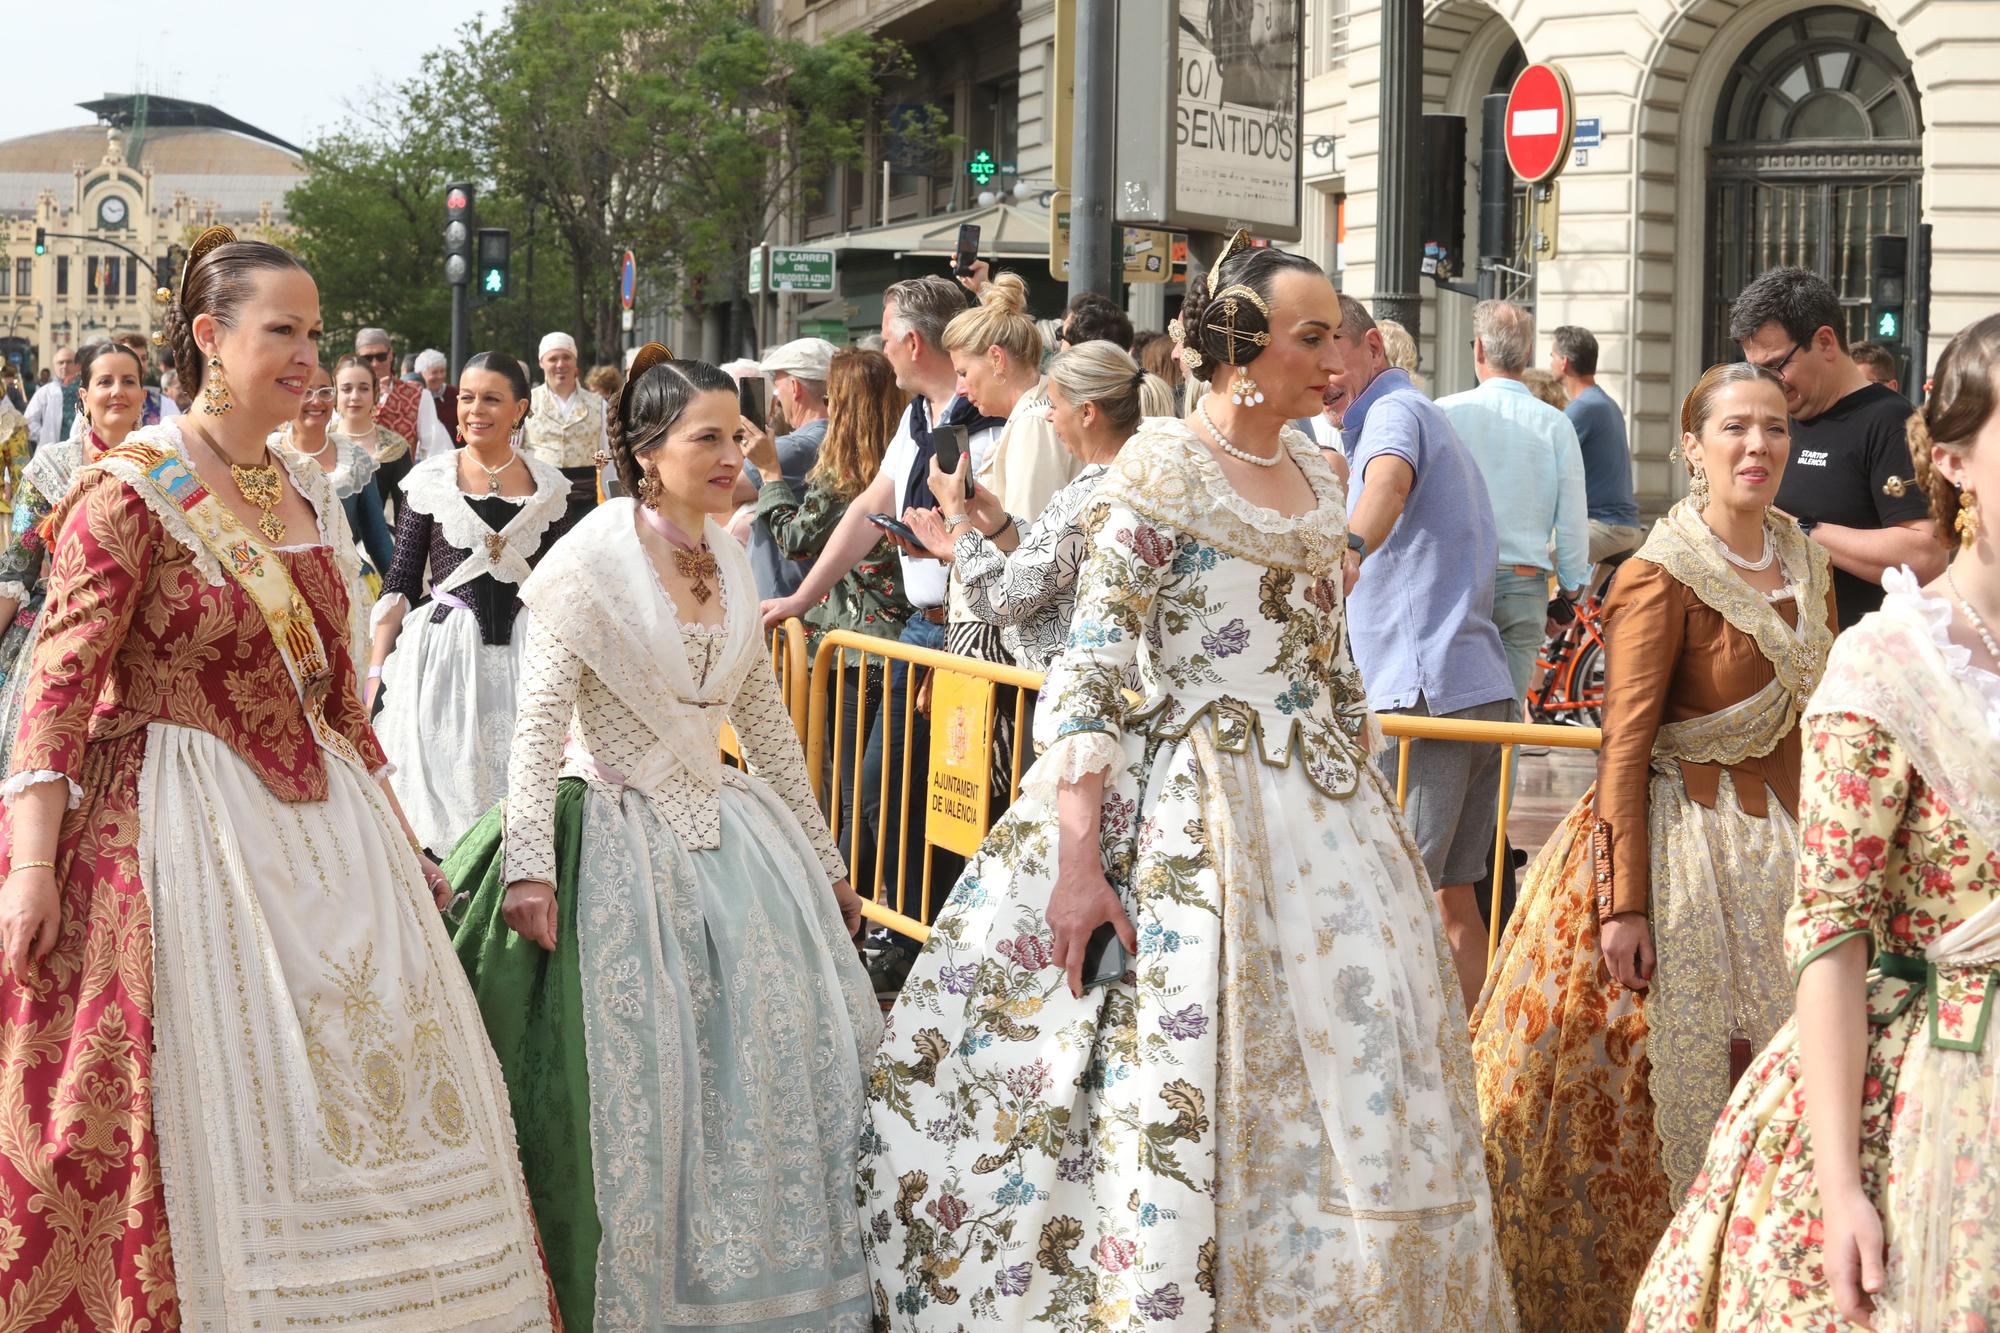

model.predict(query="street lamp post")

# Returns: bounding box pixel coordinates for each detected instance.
[1374,0,1424,335]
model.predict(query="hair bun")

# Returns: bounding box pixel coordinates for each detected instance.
[981,271,1029,316]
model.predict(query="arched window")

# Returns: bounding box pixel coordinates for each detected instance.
[1706,8,1922,361]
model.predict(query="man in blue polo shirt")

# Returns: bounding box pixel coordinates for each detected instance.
[1325,294,1515,1013]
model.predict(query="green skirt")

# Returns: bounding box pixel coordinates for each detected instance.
[445,778,597,1332]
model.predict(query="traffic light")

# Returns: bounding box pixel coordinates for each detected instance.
[476,228,511,301]
[1870,234,1908,344]
[443,182,474,287]
[33,228,45,256]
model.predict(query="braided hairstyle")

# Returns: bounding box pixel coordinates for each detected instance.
[610,354,737,498]
[1176,242,1322,385]
[1907,313,2000,546]
[159,238,305,399]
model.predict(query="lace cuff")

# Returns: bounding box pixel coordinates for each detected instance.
[1019,730,1124,803]
[369,591,410,632]
[370,762,396,782]
[0,580,29,604]
[0,769,82,810]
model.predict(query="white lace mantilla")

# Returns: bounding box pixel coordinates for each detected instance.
[1807,566,2000,852]
[398,450,569,596]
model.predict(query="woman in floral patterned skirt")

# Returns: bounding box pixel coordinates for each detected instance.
[1629,315,2000,1332]
[1469,362,1835,1332]
[857,236,1514,1330]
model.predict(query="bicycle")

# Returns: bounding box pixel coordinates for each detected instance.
[1525,553,1630,729]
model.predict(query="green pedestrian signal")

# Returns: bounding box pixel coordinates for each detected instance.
[1876,308,1900,340]
[483,267,504,294]
[474,227,510,301]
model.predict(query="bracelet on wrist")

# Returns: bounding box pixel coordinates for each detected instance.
[7,859,56,875]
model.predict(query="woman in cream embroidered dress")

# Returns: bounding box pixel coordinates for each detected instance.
[369,352,572,854]
[859,242,1513,1331]
[0,340,144,773]
[1629,315,2000,1332]
[446,347,880,1332]
[0,232,551,1330]
[1469,363,1835,1333]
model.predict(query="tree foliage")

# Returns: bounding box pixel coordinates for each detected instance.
[285,0,922,367]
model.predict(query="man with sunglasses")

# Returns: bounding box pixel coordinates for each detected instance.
[1730,267,1943,628]
[354,328,451,461]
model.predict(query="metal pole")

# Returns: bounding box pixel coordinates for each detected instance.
[1068,0,1118,302]
[1478,94,1513,301]
[450,282,468,380]
[1372,0,1423,334]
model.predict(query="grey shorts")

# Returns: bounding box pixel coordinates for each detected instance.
[1375,694,1513,888]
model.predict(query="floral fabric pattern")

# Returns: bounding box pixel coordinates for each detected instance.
[857,421,1513,1330]
[951,463,1104,672]
[1629,587,2000,1332]
[754,475,911,657]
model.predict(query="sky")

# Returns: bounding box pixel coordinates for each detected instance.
[5,1,498,150]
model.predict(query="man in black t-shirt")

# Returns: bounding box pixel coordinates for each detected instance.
[1730,266,1943,628]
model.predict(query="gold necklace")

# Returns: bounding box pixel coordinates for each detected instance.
[194,427,287,543]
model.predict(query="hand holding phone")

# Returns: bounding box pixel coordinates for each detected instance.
[953,224,982,278]
[868,512,923,549]
[738,375,767,432]
[931,424,974,500]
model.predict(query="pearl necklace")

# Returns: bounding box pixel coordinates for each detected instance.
[1711,525,1776,572]
[295,429,335,464]
[465,447,520,495]
[1945,566,2000,660]
[1194,400,1280,469]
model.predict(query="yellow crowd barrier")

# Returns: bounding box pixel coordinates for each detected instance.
[761,626,1601,962]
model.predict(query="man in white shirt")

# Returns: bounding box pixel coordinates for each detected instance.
[24,346,77,446]
[525,331,609,519]
[761,275,998,959]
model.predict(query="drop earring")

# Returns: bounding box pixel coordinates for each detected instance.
[1688,465,1711,510]
[1228,367,1264,407]
[1958,490,1981,550]
[202,354,234,415]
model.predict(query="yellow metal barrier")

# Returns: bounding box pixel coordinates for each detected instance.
[782,629,1602,961]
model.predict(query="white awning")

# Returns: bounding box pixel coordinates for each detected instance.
[804,199,1053,259]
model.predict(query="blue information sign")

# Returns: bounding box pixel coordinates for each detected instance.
[1574,117,1603,149]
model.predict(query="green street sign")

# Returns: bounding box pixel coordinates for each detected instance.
[767,247,836,294]
[748,246,765,295]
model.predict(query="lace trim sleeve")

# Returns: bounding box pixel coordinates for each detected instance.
[501,613,584,887]
[730,651,848,883]
[0,580,28,604]
[1018,731,1125,803]
[0,770,82,809]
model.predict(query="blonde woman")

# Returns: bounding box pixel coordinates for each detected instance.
[907,339,1172,671]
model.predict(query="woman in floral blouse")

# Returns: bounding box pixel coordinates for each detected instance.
[1629,314,2000,1332]
[904,338,1174,672]
[857,236,1514,1329]
[751,346,912,874]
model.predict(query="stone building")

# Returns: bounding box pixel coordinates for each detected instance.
[0,94,304,379]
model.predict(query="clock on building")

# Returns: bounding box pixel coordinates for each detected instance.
[98,195,129,229]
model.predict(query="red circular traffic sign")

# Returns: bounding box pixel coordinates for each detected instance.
[1504,63,1576,183]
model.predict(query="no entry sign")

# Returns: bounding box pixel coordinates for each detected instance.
[1504,63,1576,183]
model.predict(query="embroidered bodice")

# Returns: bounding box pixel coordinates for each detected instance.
[1,421,385,809]
[379,451,574,647]
[0,436,87,606]
[523,384,605,470]
[502,498,844,887]
[1791,569,2000,1051]
[1035,420,1376,801]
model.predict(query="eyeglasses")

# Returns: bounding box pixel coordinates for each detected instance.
[1752,341,1805,377]
[301,386,336,402]
[358,350,392,364]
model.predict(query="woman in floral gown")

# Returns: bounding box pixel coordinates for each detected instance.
[1470,363,1835,1332]
[0,230,551,1330]
[1629,314,2000,1332]
[858,237,1514,1331]
[0,341,144,772]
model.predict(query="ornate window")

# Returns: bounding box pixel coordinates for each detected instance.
[1706,8,1921,362]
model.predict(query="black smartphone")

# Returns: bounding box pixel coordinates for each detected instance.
[738,375,767,432]
[953,223,981,277]
[868,512,923,548]
[1082,921,1131,991]
[931,423,974,499]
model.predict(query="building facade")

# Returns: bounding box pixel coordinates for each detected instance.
[0,95,304,380]
[1319,0,2000,511]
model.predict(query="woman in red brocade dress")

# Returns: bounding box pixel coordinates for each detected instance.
[0,230,551,1331]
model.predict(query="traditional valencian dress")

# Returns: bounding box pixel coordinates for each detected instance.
[1469,501,1835,1332]
[272,424,390,673]
[522,383,606,524]
[0,426,93,773]
[858,421,1515,1330]
[445,496,882,1331]
[1628,567,2000,1330]
[0,420,552,1330]
[375,449,572,853]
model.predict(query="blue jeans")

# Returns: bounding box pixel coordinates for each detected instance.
[860,617,962,936]
[1491,569,1549,710]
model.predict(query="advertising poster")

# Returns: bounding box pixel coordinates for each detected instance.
[1174,0,1303,233]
